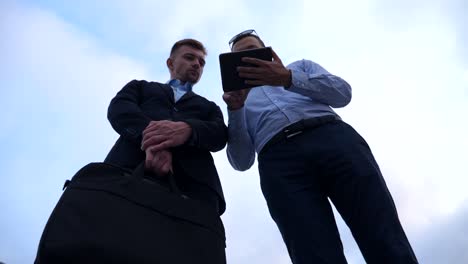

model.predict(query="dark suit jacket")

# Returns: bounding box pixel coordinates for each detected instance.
[104,80,227,214]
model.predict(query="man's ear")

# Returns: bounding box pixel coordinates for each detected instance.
[166,58,173,71]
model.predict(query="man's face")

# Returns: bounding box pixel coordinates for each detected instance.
[167,45,206,84]
[232,36,263,52]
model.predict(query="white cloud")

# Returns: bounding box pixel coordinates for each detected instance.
[216,153,292,264]
[0,3,151,263]
[47,0,254,54]
[414,204,468,263]
[371,0,468,66]
[299,0,468,262]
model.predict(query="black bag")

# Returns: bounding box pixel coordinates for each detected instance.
[35,162,226,264]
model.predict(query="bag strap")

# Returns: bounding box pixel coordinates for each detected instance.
[132,163,184,196]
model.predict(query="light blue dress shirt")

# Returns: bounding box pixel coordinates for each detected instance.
[168,79,193,102]
[226,59,352,171]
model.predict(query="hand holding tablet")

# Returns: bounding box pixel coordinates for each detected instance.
[219,47,273,92]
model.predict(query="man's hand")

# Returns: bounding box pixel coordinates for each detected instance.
[145,148,172,176]
[222,89,251,111]
[237,49,292,88]
[141,120,192,152]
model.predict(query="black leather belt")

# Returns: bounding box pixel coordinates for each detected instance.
[261,115,341,152]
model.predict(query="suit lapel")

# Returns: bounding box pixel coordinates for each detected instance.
[160,83,175,104]
[177,90,197,104]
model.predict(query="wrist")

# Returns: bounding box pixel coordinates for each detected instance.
[179,121,192,132]
[228,104,244,111]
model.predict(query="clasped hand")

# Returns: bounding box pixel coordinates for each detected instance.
[141,120,192,176]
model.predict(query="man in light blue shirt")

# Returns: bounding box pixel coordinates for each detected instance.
[223,30,418,264]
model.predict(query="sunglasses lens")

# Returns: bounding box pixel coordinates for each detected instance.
[229,29,256,46]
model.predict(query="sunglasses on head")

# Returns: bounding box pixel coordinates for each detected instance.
[228,29,259,48]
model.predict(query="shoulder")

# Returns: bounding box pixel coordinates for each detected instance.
[125,79,148,85]
[125,79,167,86]
[122,79,169,91]
[191,92,222,109]
[286,59,329,75]
[286,59,320,70]
[117,80,171,100]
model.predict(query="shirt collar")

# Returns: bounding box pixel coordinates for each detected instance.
[167,79,193,92]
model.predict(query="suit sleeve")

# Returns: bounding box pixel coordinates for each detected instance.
[107,80,152,144]
[184,103,228,152]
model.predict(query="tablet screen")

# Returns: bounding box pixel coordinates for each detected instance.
[219,47,273,92]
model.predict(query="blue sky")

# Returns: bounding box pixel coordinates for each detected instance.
[1,0,468,263]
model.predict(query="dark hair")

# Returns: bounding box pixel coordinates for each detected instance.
[170,39,207,56]
[231,34,265,49]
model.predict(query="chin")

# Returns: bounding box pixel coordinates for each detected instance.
[188,76,200,84]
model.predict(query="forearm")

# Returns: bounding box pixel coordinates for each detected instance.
[108,107,151,143]
[108,80,152,143]
[226,109,255,171]
[184,119,227,152]
[184,105,227,152]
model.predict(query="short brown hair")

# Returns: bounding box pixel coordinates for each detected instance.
[170,39,207,56]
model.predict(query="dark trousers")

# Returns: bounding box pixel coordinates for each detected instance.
[258,120,418,264]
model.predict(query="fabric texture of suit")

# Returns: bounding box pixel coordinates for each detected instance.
[105,80,227,214]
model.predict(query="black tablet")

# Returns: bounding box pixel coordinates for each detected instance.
[219,47,273,92]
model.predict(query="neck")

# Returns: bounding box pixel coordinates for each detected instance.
[171,78,187,84]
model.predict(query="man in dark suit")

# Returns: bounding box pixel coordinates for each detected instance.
[105,38,227,215]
